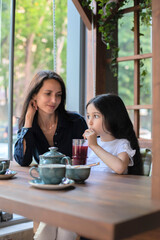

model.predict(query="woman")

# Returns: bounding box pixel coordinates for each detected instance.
[14,70,87,166]
[14,70,87,240]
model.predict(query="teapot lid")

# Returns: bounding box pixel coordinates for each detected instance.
[42,147,65,158]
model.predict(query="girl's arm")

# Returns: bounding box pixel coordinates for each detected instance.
[83,129,129,174]
[89,144,129,174]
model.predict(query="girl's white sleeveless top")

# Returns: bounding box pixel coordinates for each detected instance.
[87,138,135,174]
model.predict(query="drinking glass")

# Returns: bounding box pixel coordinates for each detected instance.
[72,139,88,165]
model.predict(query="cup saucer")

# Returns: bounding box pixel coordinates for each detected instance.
[29,178,75,190]
[0,170,17,179]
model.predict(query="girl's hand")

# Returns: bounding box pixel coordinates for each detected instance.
[83,129,98,148]
[24,99,38,128]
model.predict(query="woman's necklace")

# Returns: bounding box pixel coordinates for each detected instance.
[48,124,55,130]
[39,115,57,132]
[41,124,55,131]
[41,123,57,132]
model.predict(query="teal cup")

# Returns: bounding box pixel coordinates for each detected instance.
[66,165,91,183]
[29,164,66,184]
[0,160,10,174]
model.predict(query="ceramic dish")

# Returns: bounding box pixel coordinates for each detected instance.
[66,165,91,183]
[29,178,75,190]
[0,170,17,180]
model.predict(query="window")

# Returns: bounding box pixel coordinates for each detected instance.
[117,0,152,148]
[14,0,68,123]
[0,0,14,159]
[0,0,68,158]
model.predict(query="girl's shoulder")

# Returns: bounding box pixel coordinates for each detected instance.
[97,138,130,146]
[110,139,132,150]
[97,138,134,152]
[114,139,136,158]
[114,138,130,145]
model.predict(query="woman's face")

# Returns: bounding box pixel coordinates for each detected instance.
[86,103,105,136]
[34,79,62,114]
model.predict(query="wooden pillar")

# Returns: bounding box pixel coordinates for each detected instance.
[88,4,118,98]
[86,27,96,103]
[134,0,140,137]
[86,3,109,102]
[95,22,107,96]
[152,0,160,199]
[86,3,108,102]
[72,0,117,104]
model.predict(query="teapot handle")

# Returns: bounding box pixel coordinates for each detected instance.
[61,156,71,165]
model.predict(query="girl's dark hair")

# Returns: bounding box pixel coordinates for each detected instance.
[19,70,67,128]
[86,93,143,175]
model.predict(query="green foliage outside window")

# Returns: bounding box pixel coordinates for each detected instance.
[14,0,67,116]
[82,0,152,77]
[1,0,68,117]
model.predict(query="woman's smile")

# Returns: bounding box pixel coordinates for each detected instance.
[47,105,56,110]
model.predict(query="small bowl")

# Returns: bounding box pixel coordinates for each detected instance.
[0,159,10,175]
[66,165,91,183]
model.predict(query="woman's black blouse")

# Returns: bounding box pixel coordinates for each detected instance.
[14,112,88,166]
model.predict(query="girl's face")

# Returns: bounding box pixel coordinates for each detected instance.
[86,103,106,136]
[34,79,62,114]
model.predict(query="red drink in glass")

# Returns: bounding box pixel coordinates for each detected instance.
[72,139,88,165]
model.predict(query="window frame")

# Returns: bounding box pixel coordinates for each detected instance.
[117,0,152,149]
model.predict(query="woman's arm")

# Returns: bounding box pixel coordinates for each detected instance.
[14,128,36,166]
[14,99,38,166]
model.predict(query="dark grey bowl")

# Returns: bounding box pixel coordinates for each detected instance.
[66,165,91,183]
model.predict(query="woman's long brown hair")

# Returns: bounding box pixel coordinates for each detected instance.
[19,70,66,129]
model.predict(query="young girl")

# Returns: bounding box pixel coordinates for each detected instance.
[83,93,143,175]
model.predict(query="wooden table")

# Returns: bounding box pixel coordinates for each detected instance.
[1,161,160,240]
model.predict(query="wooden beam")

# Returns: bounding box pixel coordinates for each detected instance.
[126,104,152,110]
[86,27,96,102]
[120,5,141,14]
[138,139,152,150]
[152,0,160,200]
[72,0,93,30]
[134,0,140,137]
[120,3,151,15]
[117,53,152,62]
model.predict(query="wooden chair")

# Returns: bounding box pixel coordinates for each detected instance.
[140,148,152,176]
[139,138,152,176]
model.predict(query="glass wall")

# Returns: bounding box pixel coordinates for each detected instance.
[14,0,68,121]
[0,0,13,158]
[0,0,68,158]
